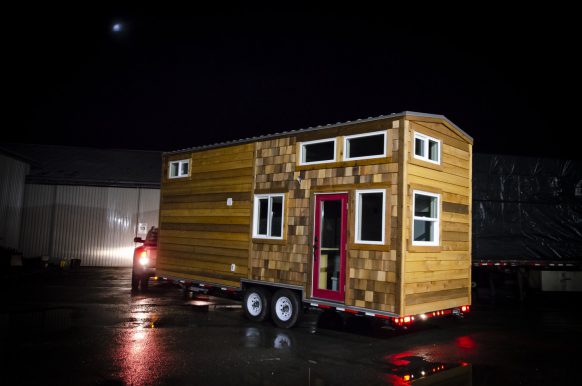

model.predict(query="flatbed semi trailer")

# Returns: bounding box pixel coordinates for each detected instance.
[472,154,582,297]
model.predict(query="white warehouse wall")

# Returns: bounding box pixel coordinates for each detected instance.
[19,184,160,267]
[0,153,29,250]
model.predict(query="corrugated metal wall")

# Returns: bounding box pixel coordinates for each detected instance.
[0,153,29,249]
[19,184,160,267]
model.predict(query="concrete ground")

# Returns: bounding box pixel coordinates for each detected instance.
[0,267,580,386]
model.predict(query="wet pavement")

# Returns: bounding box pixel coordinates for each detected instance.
[0,268,580,385]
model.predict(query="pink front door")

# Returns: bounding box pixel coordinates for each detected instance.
[312,193,348,302]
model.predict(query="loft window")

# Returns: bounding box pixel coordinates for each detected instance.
[355,189,386,244]
[343,130,387,160]
[253,194,284,239]
[412,190,440,246]
[414,132,441,164]
[169,159,190,178]
[299,138,336,165]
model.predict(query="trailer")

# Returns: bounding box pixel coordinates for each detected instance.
[155,111,473,328]
[472,154,582,300]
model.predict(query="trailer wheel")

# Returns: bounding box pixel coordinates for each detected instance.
[244,287,270,322]
[271,289,301,328]
[131,272,140,291]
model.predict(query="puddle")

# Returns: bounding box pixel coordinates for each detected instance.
[243,327,295,350]
[384,353,472,385]
[184,294,242,312]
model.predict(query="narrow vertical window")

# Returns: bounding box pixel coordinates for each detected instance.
[169,159,191,178]
[253,194,285,239]
[412,190,440,246]
[413,132,441,164]
[355,189,386,244]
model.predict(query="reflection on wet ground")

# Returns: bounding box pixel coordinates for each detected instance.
[1,268,581,385]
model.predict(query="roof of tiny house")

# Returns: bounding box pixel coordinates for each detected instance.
[165,111,472,156]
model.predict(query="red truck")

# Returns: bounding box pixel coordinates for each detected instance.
[131,227,158,291]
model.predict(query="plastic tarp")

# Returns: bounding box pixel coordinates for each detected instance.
[473,154,582,261]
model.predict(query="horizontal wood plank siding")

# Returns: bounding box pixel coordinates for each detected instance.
[403,119,472,315]
[157,143,254,287]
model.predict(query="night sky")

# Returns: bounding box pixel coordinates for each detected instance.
[5,5,580,159]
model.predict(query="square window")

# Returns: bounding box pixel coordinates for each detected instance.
[300,139,336,165]
[344,131,387,160]
[355,189,386,244]
[169,159,190,178]
[412,191,440,246]
[413,132,441,164]
[253,194,285,239]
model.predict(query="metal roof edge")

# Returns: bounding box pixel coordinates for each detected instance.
[163,111,471,155]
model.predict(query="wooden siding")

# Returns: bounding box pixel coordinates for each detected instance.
[156,143,255,287]
[402,120,472,315]
[251,118,401,313]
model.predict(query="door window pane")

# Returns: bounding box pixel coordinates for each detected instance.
[321,201,341,248]
[318,199,342,292]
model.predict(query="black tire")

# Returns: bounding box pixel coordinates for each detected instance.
[270,289,301,328]
[243,287,270,322]
[140,276,149,291]
[131,272,140,291]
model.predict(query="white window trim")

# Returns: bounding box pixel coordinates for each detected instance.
[299,138,337,165]
[411,190,440,246]
[168,159,190,179]
[343,130,387,161]
[253,193,285,240]
[413,132,441,165]
[355,189,386,245]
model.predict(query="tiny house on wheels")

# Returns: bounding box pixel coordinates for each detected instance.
[156,111,473,328]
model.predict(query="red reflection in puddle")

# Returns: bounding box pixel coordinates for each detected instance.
[112,309,170,386]
[385,352,414,366]
[456,335,476,349]
[384,374,411,385]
